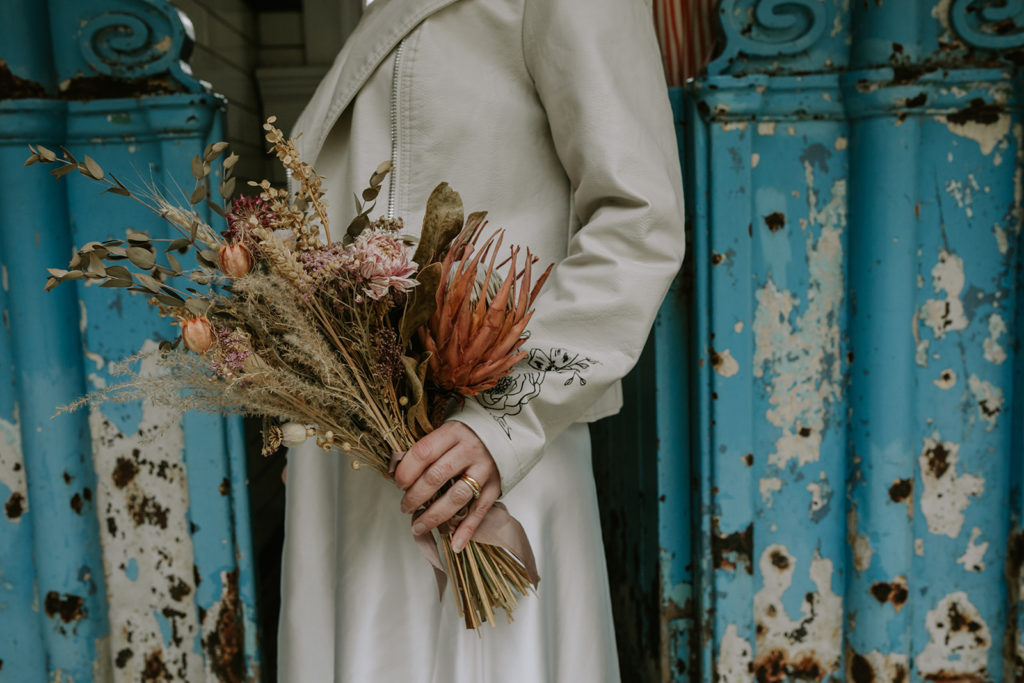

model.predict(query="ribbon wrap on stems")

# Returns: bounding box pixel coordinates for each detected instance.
[391,451,540,598]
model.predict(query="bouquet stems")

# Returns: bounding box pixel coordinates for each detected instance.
[439,533,535,629]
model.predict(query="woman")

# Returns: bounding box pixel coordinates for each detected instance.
[279,0,684,680]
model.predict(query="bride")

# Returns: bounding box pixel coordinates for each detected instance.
[278,0,684,680]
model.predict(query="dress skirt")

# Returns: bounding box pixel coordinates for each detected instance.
[277,422,620,682]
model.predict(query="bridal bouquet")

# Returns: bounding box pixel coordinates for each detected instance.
[28,117,549,630]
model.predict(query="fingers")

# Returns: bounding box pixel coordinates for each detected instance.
[411,467,493,539]
[451,480,500,552]
[401,447,471,514]
[394,423,460,491]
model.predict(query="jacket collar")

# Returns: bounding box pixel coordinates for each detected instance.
[293,0,465,165]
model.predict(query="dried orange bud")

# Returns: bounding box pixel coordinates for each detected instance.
[218,243,252,278]
[182,316,216,354]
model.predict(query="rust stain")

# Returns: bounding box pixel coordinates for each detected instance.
[168,576,192,602]
[1006,528,1024,678]
[924,441,950,479]
[870,575,909,612]
[764,212,786,232]
[753,649,825,682]
[141,648,170,682]
[846,650,908,683]
[115,648,133,669]
[203,569,246,683]
[57,73,185,101]
[127,492,170,529]
[112,456,139,488]
[218,477,231,496]
[889,479,912,503]
[889,478,913,518]
[0,60,46,98]
[44,591,85,623]
[711,520,753,574]
[946,98,1003,127]
[4,491,24,519]
[70,492,83,514]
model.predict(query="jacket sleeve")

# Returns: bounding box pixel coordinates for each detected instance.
[447,0,685,495]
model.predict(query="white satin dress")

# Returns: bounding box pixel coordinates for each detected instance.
[277,50,620,683]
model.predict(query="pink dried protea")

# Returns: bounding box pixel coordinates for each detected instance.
[347,229,418,300]
[420,219,553,396]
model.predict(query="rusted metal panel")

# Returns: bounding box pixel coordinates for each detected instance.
[0,1,259,680]
[678,0,1024,681]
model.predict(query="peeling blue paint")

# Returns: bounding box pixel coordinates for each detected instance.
[0,0,259,680]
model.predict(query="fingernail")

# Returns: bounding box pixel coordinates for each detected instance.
[400,502,410,514]
[412,522,426,535]
[452,537,465,553]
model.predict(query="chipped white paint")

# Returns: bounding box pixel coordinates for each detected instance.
[93,634,112,682]
[733,321,744,334]
[913,311,930,367]
[760,477,782,507]
[806,471,830,520]
[994,224,1009,255]
[921,250,968,339]
[915,592,991,679]
[968,374,1003,431]
[933,368,956,390]
[956,527,988,572]
[757,121,776,136]
[751,153,760,168]
[754,173,845,470]
[919,435,984,538]
[89,340,202,682]
[0,408,26,520]
[714,349,739,378]
[945,175,980,217]
[847,505,875,572]
[915,538,925,556]
[754,546,842,677]
[849,650,908,682]
[721,121,748,132]
[936,112,1011,156]
[717,624,753,683]
[834,137,847,151]
[982,314,1007,365]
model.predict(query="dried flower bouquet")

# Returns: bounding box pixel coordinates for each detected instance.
[28,116,551,630]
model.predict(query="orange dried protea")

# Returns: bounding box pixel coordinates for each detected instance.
[421,219,553,396]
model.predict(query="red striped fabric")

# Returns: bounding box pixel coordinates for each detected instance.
[653,0,717,86]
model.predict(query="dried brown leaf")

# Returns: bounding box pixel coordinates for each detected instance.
[399,262,441,347]
[127,246,156,270]
[413,183,464,268]
[83,155,104,180]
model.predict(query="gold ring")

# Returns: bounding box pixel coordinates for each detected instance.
[460,474,482,500]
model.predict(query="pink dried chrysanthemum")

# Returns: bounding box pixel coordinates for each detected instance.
[224,197,277,246]
[347,229,417,300]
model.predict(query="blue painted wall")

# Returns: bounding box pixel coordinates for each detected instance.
[0,1,259,680]
[679,0,1023,680]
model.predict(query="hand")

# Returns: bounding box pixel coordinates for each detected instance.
[394,421,501,552]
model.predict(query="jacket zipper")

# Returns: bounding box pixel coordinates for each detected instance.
[387,40,406,220]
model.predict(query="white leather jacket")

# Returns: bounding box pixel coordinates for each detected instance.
[292,0,685,494]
